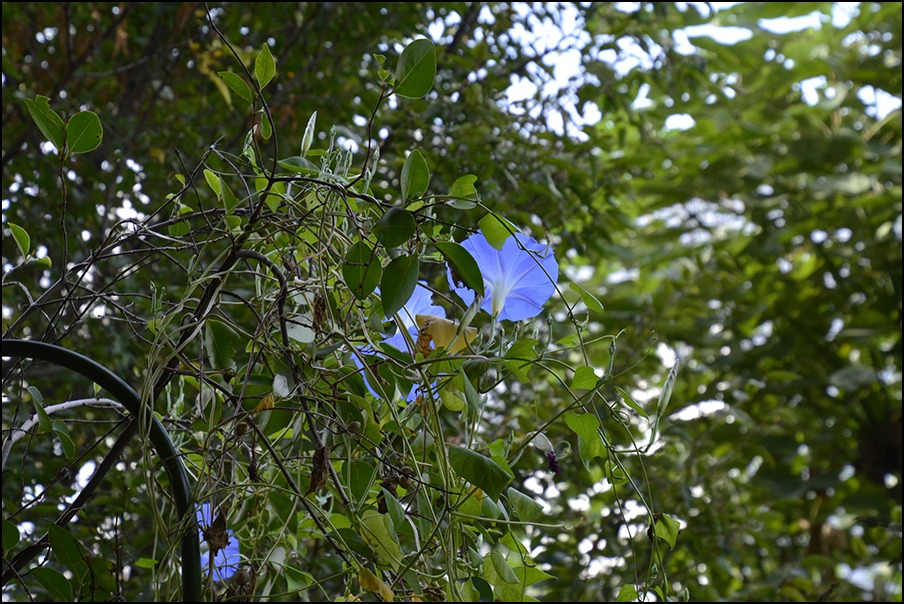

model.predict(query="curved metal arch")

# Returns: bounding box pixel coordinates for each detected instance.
[2,339,201,601]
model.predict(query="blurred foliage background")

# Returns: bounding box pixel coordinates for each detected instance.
[2,2,901,601]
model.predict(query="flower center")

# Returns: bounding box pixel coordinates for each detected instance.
[490,273,515,317]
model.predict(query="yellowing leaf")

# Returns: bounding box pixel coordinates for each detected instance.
[253,393,275,414]
[415,314,476,353]
[360,511,402,569]
[359,568,395,602]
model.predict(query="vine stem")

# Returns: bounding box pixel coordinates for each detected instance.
[1,397,123,470]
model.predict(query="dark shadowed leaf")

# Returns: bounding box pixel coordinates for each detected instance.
[2,519,19,554]
[448,445,511,500]
[23,95,65,149]
[401,149,430,200]
[435,241,485,297]
[380,254,419,317]
[343,242,382,299]
[31,567,73,602]
[374,207,416,247]
[48,524,88,580]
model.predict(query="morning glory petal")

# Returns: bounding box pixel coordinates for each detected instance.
[211,530,241,581]
[352,346,432,403]
[388,281,446,330]
[450,232,557,321]
[351,350,383,399]
[383,326,419,357]
[197,503,241,581]
[353,281,444,402]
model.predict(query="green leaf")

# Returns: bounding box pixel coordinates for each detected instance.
[381,487,406,529]
[52,422,75,459]
[277,155,320,175]
[286,565,314,592]
[48,524,88,580]
[491,548,519,584]
[616,386,648,419]
[222,213,242,233]
[503,338,538,382]
[87,556,117,592]
[500,531,529,556]
[168,203,192,237]
[617,584,638,602]
[380,254,419,317]
[66,110,103,155]
[29,386,52,432]
[349,460,377,507]
[564,411,606,469]
[470,576,494,602]
[28,385,44,405]
[461,371,481,411]
[134,557,157,569]
[478,213,518,249]
[507,487,544,521]
[571,366,598,390]
[334,527,374,560]
[221,179,239,214]
[578,436,606,469]
[374,207,416,247]
[205,318,241,371]
[656,360,679,416]
[435,241,485,297]
[393,38,436,99]
[515,564,556,587]
[23,95,66,150]
[342,241,382,299]
[448,174,478,209]
[301,111,317,156]
[441,388,466,412]
[483,553,525,602]
[564,411,599,440]
[360,510,402,570]
[259,110,272,140]
[488,439,515,477]
[569,282,604,314]
[2,519,19,554]
[653,513,681,550]
[203,169,222,198]
[217,71,252,104]
[31,567,73,602]
[401,149,430,200]
[7,222,30,257]
[448,445,512,500]
[255,43,275,89]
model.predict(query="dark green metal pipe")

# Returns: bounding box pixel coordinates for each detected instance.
[2,339,201,602]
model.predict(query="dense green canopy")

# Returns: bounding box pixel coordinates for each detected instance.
[2,2,901,602]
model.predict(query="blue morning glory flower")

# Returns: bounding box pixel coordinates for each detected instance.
[391,280,446,334]
[197,503,241,582]
[449,232,558,321]
[354,281,443,401]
